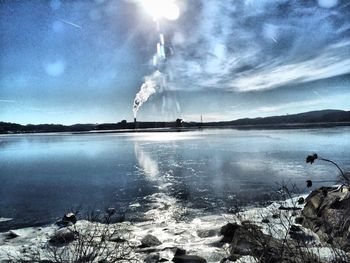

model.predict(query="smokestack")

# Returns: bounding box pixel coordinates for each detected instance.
[134,117,137,129]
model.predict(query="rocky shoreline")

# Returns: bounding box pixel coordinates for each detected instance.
[0,186,349,262]
[221,185,350,263]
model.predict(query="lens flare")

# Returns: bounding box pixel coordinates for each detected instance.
[142,0,180,20]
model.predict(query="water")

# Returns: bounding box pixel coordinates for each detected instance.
[1,128,349,232]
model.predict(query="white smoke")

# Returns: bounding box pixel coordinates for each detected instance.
[133,70,165,117]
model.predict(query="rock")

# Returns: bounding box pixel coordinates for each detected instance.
[228,224,275,257]
[61,212,77,226]
[196,229,218,238]
[289,225,302,232]
[278,205,301,211]
[221,222,320,262]
[145,253,160,263]
[220,223,239,243]
[227,254,241,262]
[288,224,316,242]
[141,234,162,247]
[171,248,206,263]
[297,197,305,205]
[295,217,304,224]
[6,230,21,239]
[272,213,280,219]
[174,248,186,256]
[49,228,78,246]
[289,229,315,243]
[172,255,206,263]
[303,188,328,215]
[288,224,314,241]
[301,186,350,251]
[262,218,270,224]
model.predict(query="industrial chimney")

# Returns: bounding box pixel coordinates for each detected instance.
[134,117,137,129]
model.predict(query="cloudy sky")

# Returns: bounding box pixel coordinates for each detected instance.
[1,0,350,124]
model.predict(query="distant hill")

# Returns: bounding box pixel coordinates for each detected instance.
[200,109,350,127]
[1,109,349,134]
[0,122,96,134]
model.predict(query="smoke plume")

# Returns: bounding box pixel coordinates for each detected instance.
[133,70,164,117]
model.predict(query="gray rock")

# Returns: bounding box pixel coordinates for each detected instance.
[301,186,350,251]
[221,222,320,262]
[288,224,315,242]
[6,230,21,239]
[141,234,162,247]
[174,248,186,256]
[278,205,301,211]
[295,217,304,224]
[145,253,160,263]
[289,229,315,242]
[171,248,206,263]
[272,214,280,219]
[172,255,206,263]
[61,212,77,226]
[289,225,302,232]
[196,229,218,238]
[261,218,270,224]
[220,223,239,243]
[49,228,78,246]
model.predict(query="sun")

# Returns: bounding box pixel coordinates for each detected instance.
[142,0,180,21]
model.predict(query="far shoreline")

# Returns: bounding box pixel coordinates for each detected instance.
[1,121,350,136]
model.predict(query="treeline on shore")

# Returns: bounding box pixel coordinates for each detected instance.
[1,109,350,134]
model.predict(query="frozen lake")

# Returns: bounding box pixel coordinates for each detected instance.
[1,127,349,231]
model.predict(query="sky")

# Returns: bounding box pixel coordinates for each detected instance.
[0,0,350,125]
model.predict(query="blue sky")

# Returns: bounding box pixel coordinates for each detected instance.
[1,0,350,124]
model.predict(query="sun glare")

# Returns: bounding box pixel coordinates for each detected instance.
[142,0,180,21]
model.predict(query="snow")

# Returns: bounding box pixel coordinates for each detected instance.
[0,193,347,262]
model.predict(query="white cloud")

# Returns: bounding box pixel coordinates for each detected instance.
[230,42,350,91]
[166,0,350,92]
